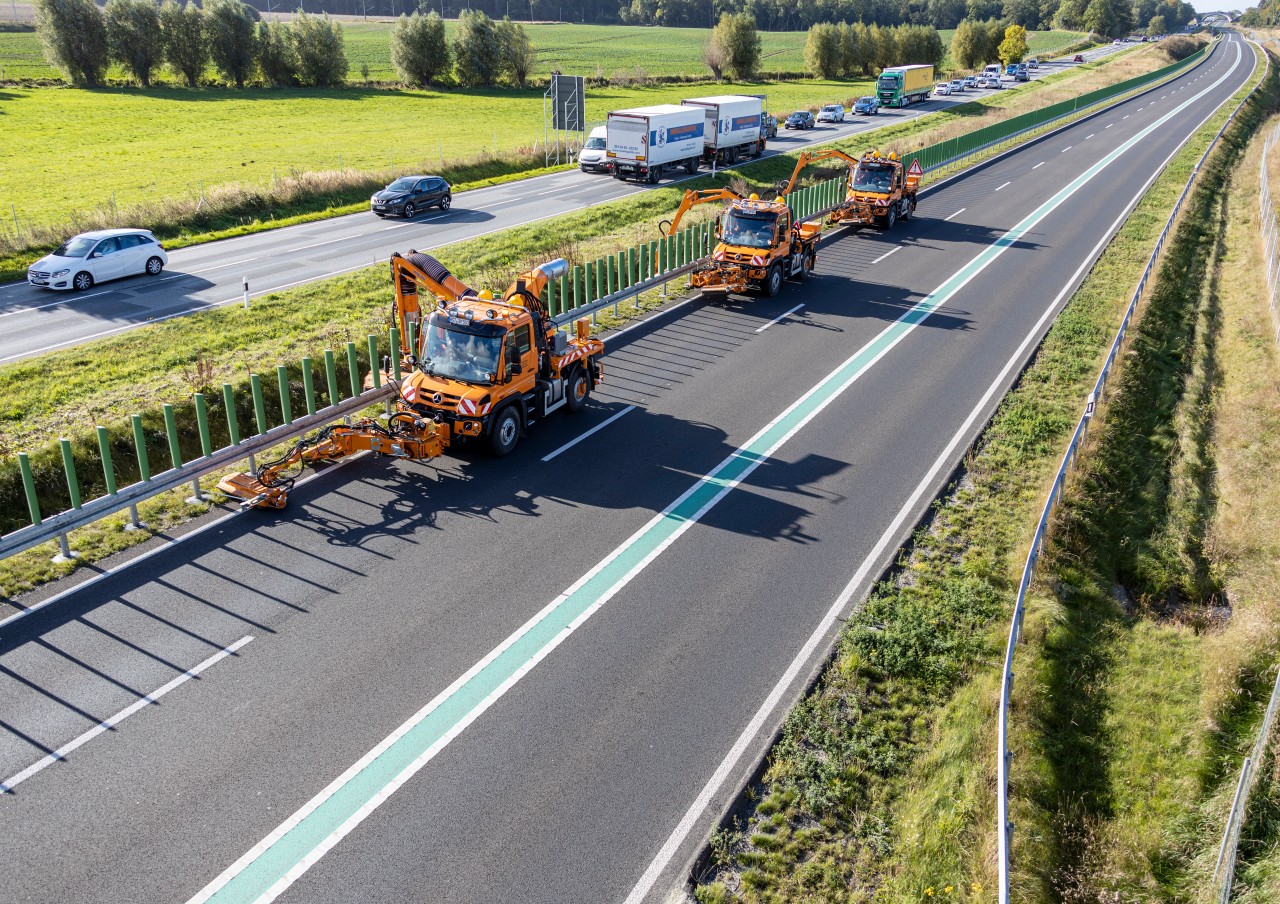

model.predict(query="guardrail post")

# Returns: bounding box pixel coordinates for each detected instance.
[557,274,568,316]
[277,365,294,424]
[545,276,557,316]
[366,336,380,390]
[250,373,269,439]
[302,357,317,416]
[131,414,151,486]
[346,342,360,399]
[388,330,401,381]
[659,236,668,273]
[53,438,79,561]
[97,425,141,528]
[18,452,41,528]
[324,349,340,408]
[194,393,212,457]
[571,265,581,311]
[222,383,241,447]
[406,321,419,359]
[585,260,596,304]
[607,253,618,296]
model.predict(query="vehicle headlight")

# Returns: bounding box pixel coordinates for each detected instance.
[52,269,70,278]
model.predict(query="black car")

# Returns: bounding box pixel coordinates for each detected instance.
[784,110,815,130]
[371,175,451,218]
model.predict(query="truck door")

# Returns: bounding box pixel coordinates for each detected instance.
[503,323,536,388]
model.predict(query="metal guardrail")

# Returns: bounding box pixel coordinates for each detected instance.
[995,37,1269,904]
[1256,120,1280,346]
[0,43,1227,569]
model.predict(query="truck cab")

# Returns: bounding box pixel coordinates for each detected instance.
[829,151,920,230]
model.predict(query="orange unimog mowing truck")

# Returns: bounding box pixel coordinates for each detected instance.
[782,147,921,230]
[660,188,823,299]
[218,251,604,509]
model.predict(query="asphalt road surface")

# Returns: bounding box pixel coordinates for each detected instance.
[0,44,1128,364]
[0,33,1248,904]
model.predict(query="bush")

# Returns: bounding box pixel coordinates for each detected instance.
[390,10,450,87]
[205,0,258,88]
[104,0,163,87]
[159,0,207,88]
[1161,34,1202,61]
[292,11,348,88]
[33,0,109,87]
[257,20,297,87]
[709,12,760,81]
[453,8,500,87]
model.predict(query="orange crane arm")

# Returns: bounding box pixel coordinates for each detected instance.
[778,148,860,198]
[659,188,744,237]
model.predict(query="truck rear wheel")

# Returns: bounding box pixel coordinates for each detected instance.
[565,366,589,413]
[763,264,783,297]
[489,406,521,456]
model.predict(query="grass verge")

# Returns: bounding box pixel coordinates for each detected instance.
[689,40,1269,904]
[0,41,1179,602]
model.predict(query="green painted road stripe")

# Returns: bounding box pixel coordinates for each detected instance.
[191,41,1242,904]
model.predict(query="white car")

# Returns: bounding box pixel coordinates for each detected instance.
[577,126,610,173]
[949,79,965,93]
[816,104,846,123]
[935,82,952,96]
[28,228,168,291]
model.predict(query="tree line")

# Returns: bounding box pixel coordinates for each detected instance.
[802,22,945,77]
[33,0,536,89]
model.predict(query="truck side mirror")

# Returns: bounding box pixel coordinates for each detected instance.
[505,346,522,377]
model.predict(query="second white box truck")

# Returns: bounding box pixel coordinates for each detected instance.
[681,94,766,165]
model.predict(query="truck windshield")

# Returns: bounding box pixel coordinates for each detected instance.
[876,75,899,91]
[423,312,503,384]
[721,211,777,249]
[852,163,894,193]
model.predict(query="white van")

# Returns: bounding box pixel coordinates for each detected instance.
[578,126,609,173]
[983,63,1003,79]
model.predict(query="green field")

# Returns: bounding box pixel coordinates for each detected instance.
[0,23,1088,83]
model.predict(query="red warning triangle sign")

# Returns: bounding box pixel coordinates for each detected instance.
[907,158,923,176]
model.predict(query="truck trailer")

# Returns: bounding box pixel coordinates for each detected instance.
[606,104,705,183]
[681,94,766,165]
[876,64,936,108]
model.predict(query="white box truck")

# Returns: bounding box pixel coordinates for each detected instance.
[681,94,766,165]
[606,104,705,184]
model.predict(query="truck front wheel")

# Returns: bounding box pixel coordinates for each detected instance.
[763,264,783,297]
[489,406,521,456]
[565,366,590,413]
[884,206,897,230]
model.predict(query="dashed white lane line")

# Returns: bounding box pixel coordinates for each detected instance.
[0,636,254,794]
[871,246,902,265]
[0,288,111,318]
[1124,114,1130,119]
[754,303,805,333]
[1061,146,1072,153]
[1086,133,1095,140]
[1032,161,1045,169]
[1106,123,1114,128]
[995,181,1012,191]
[944,208,966,222]
[541,405,637,462]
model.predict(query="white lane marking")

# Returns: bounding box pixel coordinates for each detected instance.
[1032,161,1046,169]
[754,303,804,334]
[1061,146,1072,153]
[541,405,637,462]
[1123,114,1130,119]
[535,187,562,196]
[944,208,966,221]
[1086,133,1095,139]
[995,181,1012,191]
[871,246,902,264]
[1106,123,1114,128]
[187,256,260,275]
[0,636,253,794]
